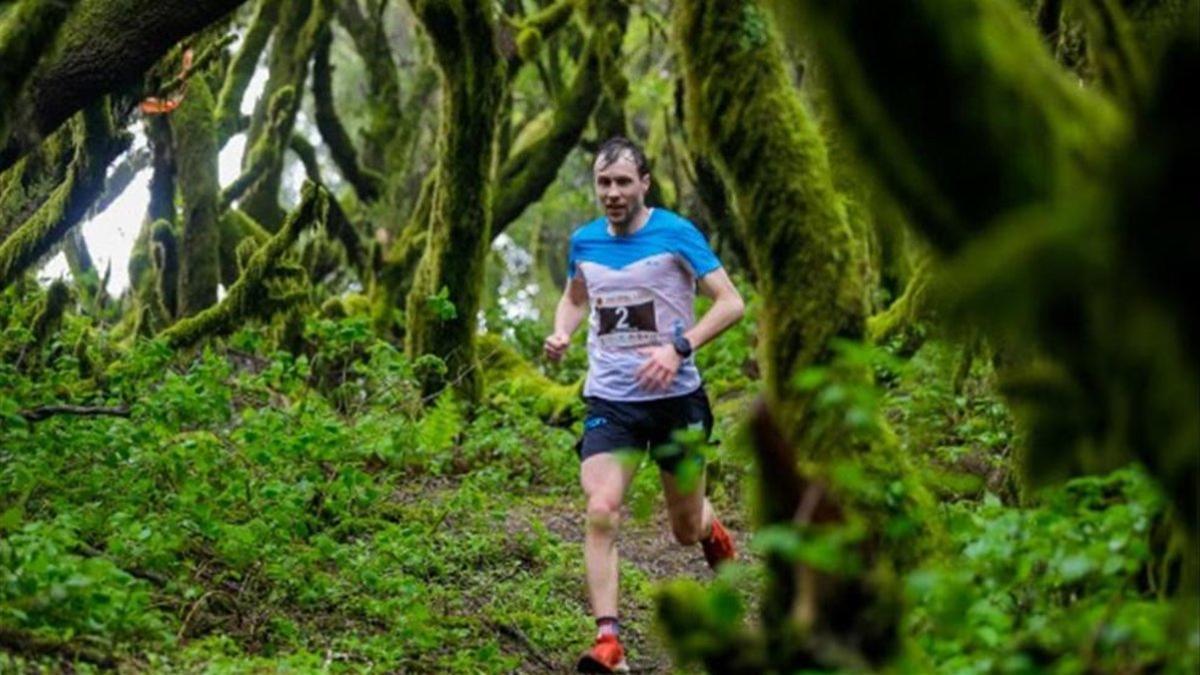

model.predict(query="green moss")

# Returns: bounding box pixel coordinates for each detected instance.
[477,333,582,423]
[676,0,867,439]
[172,73,221,317]
[160,182,328,349]
[402,0,506,402]
[215,0,281,142]
[0,103,129,291]
[866,255,932,354]
[144,222,178,323]
[0,127,72,243]
[0,0,76,144]
[217,208,269,286]
[781,0,1125,252]
[30,277,70,349]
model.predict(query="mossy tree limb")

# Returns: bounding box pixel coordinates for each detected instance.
[0,0,248,172]
[238,0,324,229]
[288,132,323,185]
[676,0,867,436]
[216,208,269,286]
[513,0,576,55]
[0,125,73,242]
[0,0,78,145]
[0,103,130,291]
[221,86,295,210]
[311,25,384,202]
[150,219,179,319]
[403,0,505,402]
[333,0,402,174]
[492,1,626,234]
[214,0,281,143]
[160,181,328,349]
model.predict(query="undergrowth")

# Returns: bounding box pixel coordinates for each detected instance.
[1,281,1195,673]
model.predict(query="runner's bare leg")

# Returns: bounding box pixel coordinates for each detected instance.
[581,452,639,618]
[660,465,715,545]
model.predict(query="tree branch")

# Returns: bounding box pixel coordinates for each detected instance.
[0,103,130,291]
[1,0,249,172]
[334,0,402,171]
[86,146,151,220]
[215,0,281,143]
[311,26,383,201]
[20,403,131,422]
[0,0,77,144]
[160,181,328,349]
[491,0,627,234]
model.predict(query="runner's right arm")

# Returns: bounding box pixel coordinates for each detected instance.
[545,275,589,361]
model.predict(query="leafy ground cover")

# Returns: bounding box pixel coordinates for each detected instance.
[1,285,1195,672]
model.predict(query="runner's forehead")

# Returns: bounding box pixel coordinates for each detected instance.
[593,152,640,176]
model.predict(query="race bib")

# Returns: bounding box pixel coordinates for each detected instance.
[594,290,659,348]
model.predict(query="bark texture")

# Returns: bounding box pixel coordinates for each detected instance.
[402,0,505,401]
[0,104,130,291]
[0,0,248,171]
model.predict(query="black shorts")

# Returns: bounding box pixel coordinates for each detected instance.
[577,386,714,472]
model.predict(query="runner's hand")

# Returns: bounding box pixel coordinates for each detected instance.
[635,344,682,392]
[544,332,571,362]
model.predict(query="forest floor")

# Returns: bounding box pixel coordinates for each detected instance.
[2,313,1192,673]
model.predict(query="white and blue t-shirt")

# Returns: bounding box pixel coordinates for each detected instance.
[568,208,722,401]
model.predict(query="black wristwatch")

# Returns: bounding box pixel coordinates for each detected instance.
[672,335,693,358]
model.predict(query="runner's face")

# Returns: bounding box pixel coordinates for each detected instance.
[593,154,650,228]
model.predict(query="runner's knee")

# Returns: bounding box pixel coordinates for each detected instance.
[586,495,621,533]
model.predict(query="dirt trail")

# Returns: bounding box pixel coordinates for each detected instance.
[510,501,752,674]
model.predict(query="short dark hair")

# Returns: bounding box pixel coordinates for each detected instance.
[595,136,650,177]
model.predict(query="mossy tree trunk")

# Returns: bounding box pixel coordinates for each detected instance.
[675,0,867,440]
[785,0,1198,536]
[215,0,280,143]
[667,1,940,669]
[172,71,222,317]
[402,0,505,402]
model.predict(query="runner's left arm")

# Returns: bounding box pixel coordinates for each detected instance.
[634,268,743,391]
[684,267,745,351]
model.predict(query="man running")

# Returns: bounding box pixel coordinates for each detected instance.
[544,137,745,673]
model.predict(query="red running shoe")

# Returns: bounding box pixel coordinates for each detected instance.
[576,634,629,673]
[701,517,737,570]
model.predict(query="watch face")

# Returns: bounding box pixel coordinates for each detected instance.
[674,336,692,356]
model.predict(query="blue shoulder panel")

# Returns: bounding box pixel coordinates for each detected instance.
[567,209,722,279]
